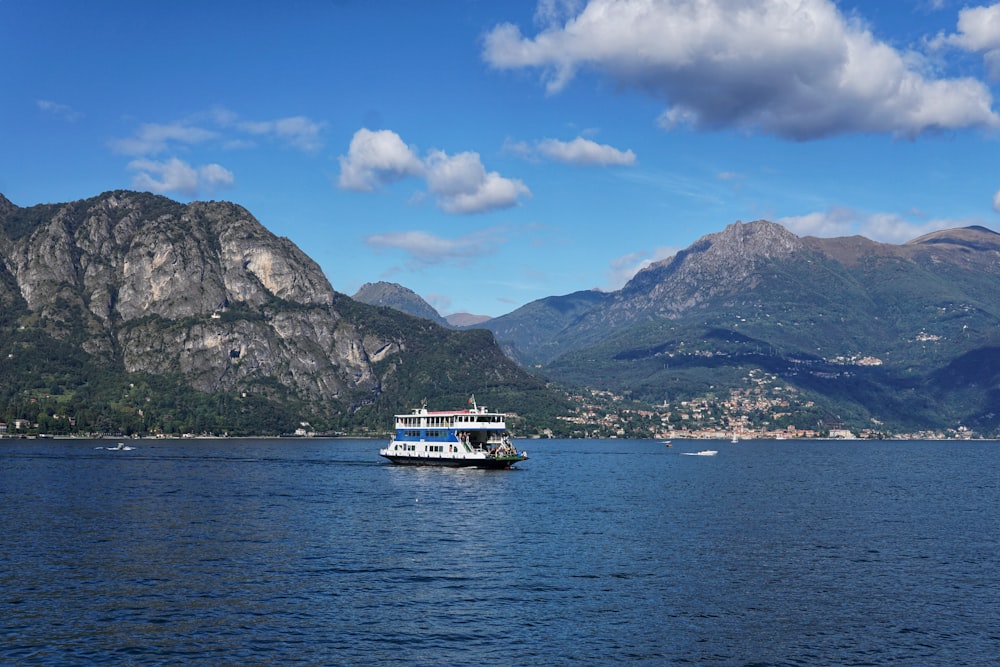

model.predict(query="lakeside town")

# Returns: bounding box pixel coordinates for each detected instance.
[0,365,985,441]
[551,370,984,441]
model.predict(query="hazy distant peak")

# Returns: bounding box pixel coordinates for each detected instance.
[907,225,1000,251]
[352,281,448,325]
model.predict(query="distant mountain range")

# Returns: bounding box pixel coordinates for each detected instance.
[0,191,563,436]
[366,221,1000,435]
[4,190,998,436]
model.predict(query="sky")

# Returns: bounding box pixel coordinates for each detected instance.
[3,0,1000,318]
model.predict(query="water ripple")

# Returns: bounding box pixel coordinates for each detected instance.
[2,438,999,664]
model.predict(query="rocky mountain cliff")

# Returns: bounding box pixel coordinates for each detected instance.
[0,191,557,435]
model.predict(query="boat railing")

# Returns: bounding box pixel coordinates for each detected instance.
[487,441,520,459]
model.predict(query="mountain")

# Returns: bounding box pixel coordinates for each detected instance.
[6,192,997,437]
[353,281,450,326]
[0,191,564,436]
[352,281,492,328]
[478,289,612,365]
[479,221,1000,434]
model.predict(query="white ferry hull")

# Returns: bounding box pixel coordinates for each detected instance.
[380,452,527,469]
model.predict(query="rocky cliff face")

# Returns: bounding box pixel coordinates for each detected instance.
[0,191,428,409]
[617,220,804,316]
[2,193,332,321]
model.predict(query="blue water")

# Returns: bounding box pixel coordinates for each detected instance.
[2,438,998,665]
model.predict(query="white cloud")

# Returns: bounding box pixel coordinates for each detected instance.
[337,128,424,192]
[237,115,325,152]
[501,138,535,160]
[110,122,217,156]
[993,188,1000,212]
[339,129,531,214]
[107,109,327,197]
[111,110,325,158]
[932,3,1000,78]
[777,208,973,244]
[934,3,1000,52]
[36,99,82,122]
[425,150,531,214]
[777,207,858,238]
[536,136,636,165]
[534,0,585,28]
[363,228,505,264]
[127,158,234,197]
[484,0,1000,139]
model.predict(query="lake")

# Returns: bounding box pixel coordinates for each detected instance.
[2,437,998,665]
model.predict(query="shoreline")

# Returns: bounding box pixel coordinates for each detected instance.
[2,434,997,442]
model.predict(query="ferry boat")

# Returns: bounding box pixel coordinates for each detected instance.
[379,399,527,469]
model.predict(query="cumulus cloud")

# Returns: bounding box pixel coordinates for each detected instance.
[337,128,425,192]
[777,207,971,244]
[36,99,82,122]
[339,129,531,214]
[425,150,531,214]
[484,0,1000,139]
[535,136,636,165]
[932,3,1000,78]
[364,228,505,264]
[127,158,234,197]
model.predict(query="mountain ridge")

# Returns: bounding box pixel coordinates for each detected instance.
[477,220,1000,434]
[4,190,998,436]
[0,191,564,435]
[326,221,999,435]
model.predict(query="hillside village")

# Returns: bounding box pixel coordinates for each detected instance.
[551,368,979,441]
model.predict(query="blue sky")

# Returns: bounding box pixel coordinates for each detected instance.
[3,1,1000,317]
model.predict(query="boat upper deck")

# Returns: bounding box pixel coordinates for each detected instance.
[394,406,506,431]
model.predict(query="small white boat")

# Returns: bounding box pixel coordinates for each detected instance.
[683,450,717,456]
